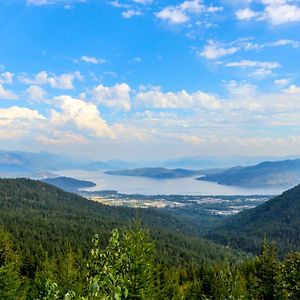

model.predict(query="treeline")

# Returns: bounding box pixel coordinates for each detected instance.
[1,226,300,299]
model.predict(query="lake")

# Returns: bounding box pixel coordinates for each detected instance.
[56,169,285,196]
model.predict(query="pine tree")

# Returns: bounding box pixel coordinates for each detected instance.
[0,227,21,300]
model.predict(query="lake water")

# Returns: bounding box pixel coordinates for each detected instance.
[56,169,285,196]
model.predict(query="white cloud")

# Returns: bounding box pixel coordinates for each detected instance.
[224,59,281,76]
[226,81,257,97]
[135,87,221,110]
[19,71,82,90]
[131,0,153,4]
[26,0,86,6]
[122,9,142,18]
[26,85,47,101]
[0,106,45,122]
[81,56,106,64]
[0,72,14,84]
[283,84,300,94]
[27,0,54,5]
[90,83,131,111]
[225,60,280,69]
[274,78,290,86]
[236,0,300,25]
[263,1,300,25]
[156,0,221,24]
[0,84,18,100]
[197,40,238,59]
[0,106,46,139]
[50,95,115,138]
[236,8,260,20]
[267,39,300,47]
[197,38,299,60]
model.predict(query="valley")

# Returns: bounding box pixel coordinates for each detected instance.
[84,190,270,216]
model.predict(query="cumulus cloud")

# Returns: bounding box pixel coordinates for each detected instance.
[283,84,300,94]
[0,84,18,100]
[26,85,47,101]
[0,106,45,123]
[236,0,300,25]
[155,0,222,24]
[50,95,116,138]
[19,71,82,90]
[197,40,238,59]
[0,106,46,139]
[135,86,221,110]
[0,72,14,84]
[90,83,131,111]
[236,8,260,20]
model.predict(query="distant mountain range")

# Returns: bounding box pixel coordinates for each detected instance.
[198,159,300,188]
[0,150,136,175]
[162,155,300,169]
[208,182,300,255]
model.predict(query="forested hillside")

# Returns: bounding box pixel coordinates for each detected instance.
[208,183,300,255]
[1,178,300,299]
[0,178,240,270]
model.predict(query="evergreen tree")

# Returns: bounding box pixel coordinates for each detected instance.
[0,227,21,300]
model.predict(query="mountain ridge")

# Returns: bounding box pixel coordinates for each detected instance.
[198,159,300,188]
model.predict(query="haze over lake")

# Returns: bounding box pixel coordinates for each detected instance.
[57,170,284,196]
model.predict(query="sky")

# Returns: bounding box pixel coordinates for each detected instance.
[0,0,300,161]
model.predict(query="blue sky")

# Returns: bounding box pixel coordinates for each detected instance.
[1,0,300,160]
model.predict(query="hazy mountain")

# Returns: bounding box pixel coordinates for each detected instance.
[0,150,135,175]
[163,155,300,169]
[207,183,300,255]
[105,167,204,179]
[197,159,300,188]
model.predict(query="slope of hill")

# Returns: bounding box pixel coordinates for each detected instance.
[105,167,203,179]
[207,183,300,255]
[0,178,242,268]
[42,176,96,192]
[197,159,300,188]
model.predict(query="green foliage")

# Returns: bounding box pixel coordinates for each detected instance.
[281,252,300,299]
[0,227,21,299]
[86,227,157,299]
[255,239,281,299]
[0,226,300,299]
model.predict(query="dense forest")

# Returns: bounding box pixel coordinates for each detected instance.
[1,178,300,299]
[207,183,300,256]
